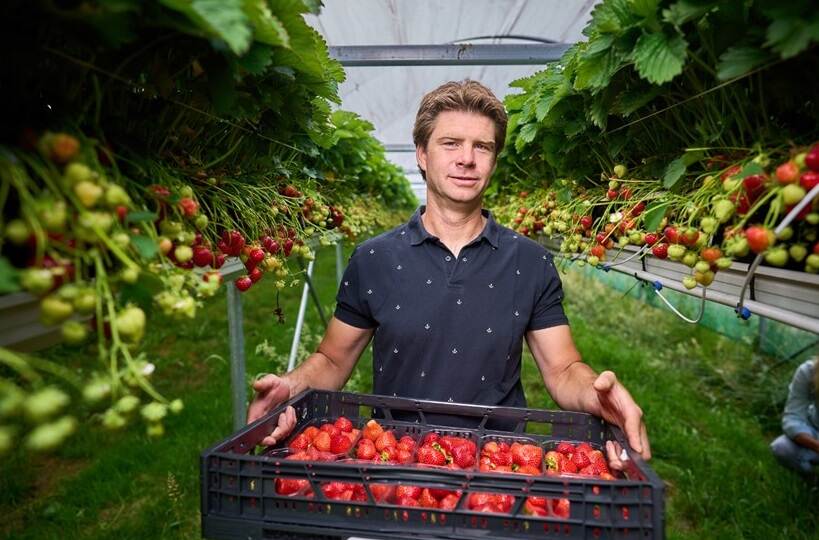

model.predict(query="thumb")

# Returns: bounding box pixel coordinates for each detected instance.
[593,370,617,393]
[252,374,279,393]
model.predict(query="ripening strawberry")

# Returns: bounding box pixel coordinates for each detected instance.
[652,243,669,259]
[356,439,376,460]
[746,226,774,254]
[313,431,332,452]
[334,416,353,433]
[363,420,384,442]
[805,144,819,172]
[417,445,446,466]
[776,161,800,184]
[330,434,352,454]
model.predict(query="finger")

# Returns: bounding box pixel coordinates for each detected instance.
[639,422,651,461]
[268,407,297,445]
[252,374,278,393]
[623,406,644,455]
[261,435,279,446]
[606,440,624,471]
[593,370,617,393]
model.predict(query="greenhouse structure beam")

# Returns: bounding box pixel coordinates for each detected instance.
[330,44,571,66]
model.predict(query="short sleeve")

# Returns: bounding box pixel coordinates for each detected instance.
[782,359,817,439]
[527,252,569,331]
[334,247,378,329]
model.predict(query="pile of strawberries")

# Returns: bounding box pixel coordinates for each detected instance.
[353,420,415,464]
[523,496,570,519]
[287,416,360,458]
[416,433,476,469]
[478,440,543,475]
[545,441,614,480]
[378,485,462,509]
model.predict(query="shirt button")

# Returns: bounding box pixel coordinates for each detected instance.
[445,255,451,261]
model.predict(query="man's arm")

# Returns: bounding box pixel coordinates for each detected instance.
[247,317,374,444]
[525,325,651,463]
[793,432,819,453]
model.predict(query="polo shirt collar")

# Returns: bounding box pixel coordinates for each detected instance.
[407,206,500,248]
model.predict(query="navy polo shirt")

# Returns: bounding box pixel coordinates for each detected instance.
[334,206,569,428]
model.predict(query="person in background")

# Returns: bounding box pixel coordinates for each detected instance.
[771,357,819,477]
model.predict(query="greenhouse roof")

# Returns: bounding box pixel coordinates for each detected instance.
[306,1,600,202]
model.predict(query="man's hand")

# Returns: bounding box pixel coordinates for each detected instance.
[247,374,297,446]
[593,370,651,468]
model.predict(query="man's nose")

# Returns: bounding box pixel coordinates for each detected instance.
[456,145,476,167]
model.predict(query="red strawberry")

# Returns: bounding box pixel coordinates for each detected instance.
[396,496,419,507]
[517,465,540,475]
[552,498,570,519]
[288,433,309,451]
[806,145,819,172]
[562,459,578,474]
[606,189,618,200]
[644,232,659,246]
[746,226,773,253]
[524,499,548,517]
[700,247,722,263]
[234,276,252,292]
[417,445,446,466]
[275,478,308,495]
[356,439,376,460]
[742,174,767,199]
[512,444,543,469]
[572,451,591,469]
[580,216,593,230]
[379,446,397,463]
[334,416,353,433]
[556,442,576,456]
[452,444,476,469]
[663,226,679,244]
[801,171,819,190]
[777,161,800,184]
[178,197,199,217]
[302,426,319,441]
[320,423,341,437]
[397,436,416,452]
[330,434,352,454]
[591,459,610,476]
[248,267,263,283]
[369,484,394,502]
[468,492,493,510]
[192,247,214,267]
[419,488,439,509]
[313,431,331,452]
[397,449,413,464]
[440,493,460,511]
[423,432,440,446]
[652,242,669,259]
[363,420,384,442]
[395,485,421,500]
[375,431,397,452]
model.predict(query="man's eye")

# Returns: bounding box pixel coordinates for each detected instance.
[443,141,458,148]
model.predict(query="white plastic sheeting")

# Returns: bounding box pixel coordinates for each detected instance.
[306,1,598,204]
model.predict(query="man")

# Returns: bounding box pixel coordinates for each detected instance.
[248,80,651,467]
[771,357,819,477]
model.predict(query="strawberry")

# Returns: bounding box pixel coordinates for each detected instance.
[451,444,476,469]
[590,244,605,258]
[468,492,493,510]
[397,449,413,464]
[700,247,722,263]
[302,426,319,441]
[275,478,308,496]
[419,488,439,509]
[330,434,352,454]
[319,423,341,437]
[552,498,570,519]
[363,420,384,441]
[606,189,618,200]
[663,226,679,244]
[652,243,669,259]
[440,493,460,511]
[644,233,659,246]
[742,174,767,199]
[334,416,353,433]
[495,494,515,513]
[178,197,199,217]
[288,433,310,451]
[234,276,252,292]
[192,247,214,267]
[562,459,578,474]
[805,144,819,172]
[523,499,548,517]
[572,451,591,469]
[511,443,543,469]
[375,431,397,452]
[248,267,263,283]
[801,171,819,190]
[591,459,610,476]
[556,442,575,456]
[369,484,394,502]
[379,446,397,463]
[356,439,376,460]
[680,227,700,246]
[576,442,594,454]
[545,450,561,471]
[313,431,331,452]
[776,161,800,184]
[417,445,446,466]
[396,496,419,507]
[283,238,294,257]
[746,226,773,253]
[580,215,593,230]
[395,485,421,500]
[397,436,416,452]
[517,465,540,475]
[423,432,440,446]
[280,185,302,198]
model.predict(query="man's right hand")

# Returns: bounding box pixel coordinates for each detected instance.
[247,374,297,446]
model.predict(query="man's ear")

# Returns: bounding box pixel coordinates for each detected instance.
[416,144,427,178]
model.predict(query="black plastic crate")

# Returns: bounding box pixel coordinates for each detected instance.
[201,390,664,540]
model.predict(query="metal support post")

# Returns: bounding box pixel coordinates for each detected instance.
[336,240,344,285]
[226,284,246,430]
[288,259,315,372]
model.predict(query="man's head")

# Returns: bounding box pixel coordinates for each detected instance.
[413,80,507,181]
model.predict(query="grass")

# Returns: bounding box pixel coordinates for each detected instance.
[1,242,816,540]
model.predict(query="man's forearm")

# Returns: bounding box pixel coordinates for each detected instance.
[547,360,600,414]
[282,350,350,397]
[793,432,819,454]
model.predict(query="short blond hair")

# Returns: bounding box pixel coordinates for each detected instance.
[413,80,507,176]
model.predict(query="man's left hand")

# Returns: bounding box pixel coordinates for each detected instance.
[592,370,651,469]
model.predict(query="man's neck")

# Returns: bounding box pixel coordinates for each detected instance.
[421,198,486,257]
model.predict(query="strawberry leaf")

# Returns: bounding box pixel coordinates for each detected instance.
[716,46,773,80]
[662,156,687,188]
[764,17,819,59]
[130,235,159,260]
[244,0,290,48]
[632,31,688,84]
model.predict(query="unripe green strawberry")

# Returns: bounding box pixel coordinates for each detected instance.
[587,255,600,266]
[795,152,807,169]
[723,178,741,192]
[682,251,698,267]
[694,270,715,286]
[73,288,97,314]
[63,162,93,186]
[141,402,168,423]
[104,185,131,207]
[160,220,183,236]
[169,399,184,414]
[0,426,14,455]
[0,382,25,418]
[25,416,77,451]
[61,320,88,345]
[115,305,146,343]
[24,386,70,423]
[806,213,819,225]
[120,267,139,284]
[57,284,80,301]
[176,231,196,246]
[694,260,710,273]
[102,408,127,430]
[776,226,793,241]
[715,257,733,270]
[613,164,627,178]
[112,232,130,249]
[668,244,686,260]
[40,295,74,325]
[790,244,808,263]
[77,211,113,241]
[702,175,717,189]
[74,180,103,208]
[700,216,717,234]
[114,395,140,414]
[782,184,806,205]
[146,422,165,438]
[194,214,209,230]
[682,276,697,289]
[5,219,30,244]
[806,254,819,269]
[764,247,788,267]
[179,185,194,198]
[40,201,67,232]
[82,379,111,403]
[20,269,54,295]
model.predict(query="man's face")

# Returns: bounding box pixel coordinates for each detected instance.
[416,110,497,207]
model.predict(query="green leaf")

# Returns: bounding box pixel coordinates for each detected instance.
[588,96,609,130]
[663,156,687,188]
[515,123,539,153]
[630,0,660,19]
[737,162,764,178]
[613,85,663,116]
[192,0,252,55]
[716,46,772,80]
[0,257,20,294]
[238,43,274,74]
[642,204,667,232]
[125,211,158,224]
[557,188,573,204]
[632,32,688,84]
[662,0,716,26]
[765,17,819,59]
[585,34,616,56]
[130,235,159,260]
[244,0,290,48]
[574,48,622,91]
[587,0,636,35]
